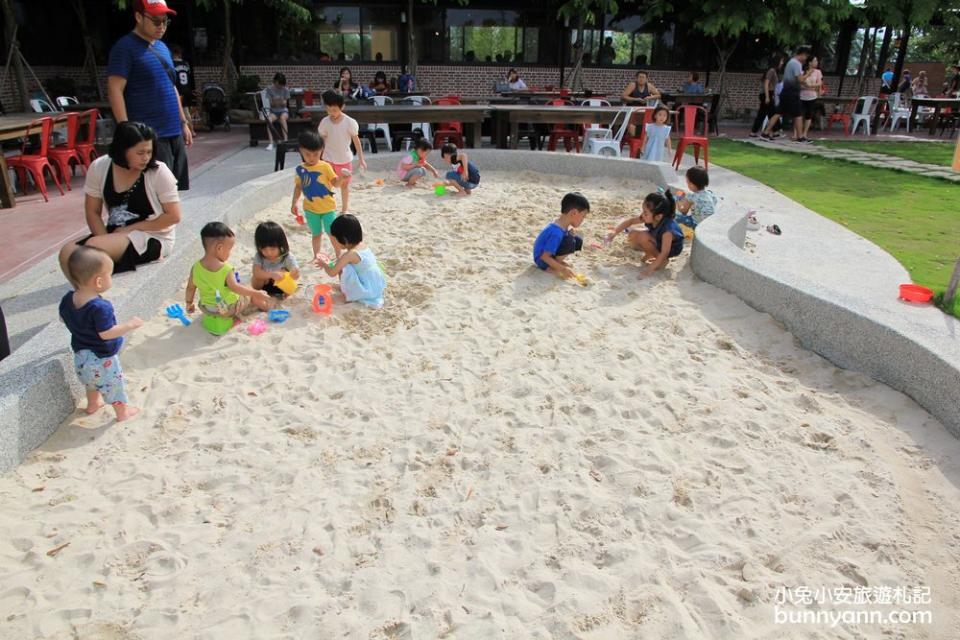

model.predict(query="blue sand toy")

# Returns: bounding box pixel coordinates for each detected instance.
[165,304,192,326]
[268,309,291,323]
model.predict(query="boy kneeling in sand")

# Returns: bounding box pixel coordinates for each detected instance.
[533,192,590,280]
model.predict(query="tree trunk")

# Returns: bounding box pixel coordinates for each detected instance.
[407,0,417,78]
[854,27,874,96]
[71,0,103,99]
[891,25,910,90]
[220,0,238,94]
[0,0,29,111]
[566,14,585,91]
[712,37,737,121]
[946,258,960,306]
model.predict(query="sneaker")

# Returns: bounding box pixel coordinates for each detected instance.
[801,138,814,144]
[748,132,759,138]
[265,143,275,151]
[760,133,774,141]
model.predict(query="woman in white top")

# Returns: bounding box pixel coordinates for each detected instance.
[507,69,527,91]
[800,55,823,141]
[58,122,182,282]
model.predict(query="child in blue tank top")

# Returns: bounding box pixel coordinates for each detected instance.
[606,190,683,278]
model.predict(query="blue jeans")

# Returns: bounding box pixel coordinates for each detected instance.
[445,170,478,190]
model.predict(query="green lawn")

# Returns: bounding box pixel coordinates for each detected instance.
[709,139,960,315]
[814,140,955,167]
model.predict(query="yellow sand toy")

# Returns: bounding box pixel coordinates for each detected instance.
[275,272,298,296]
[574,273,589,287]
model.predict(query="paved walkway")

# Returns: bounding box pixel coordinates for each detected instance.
[739,137,960,182]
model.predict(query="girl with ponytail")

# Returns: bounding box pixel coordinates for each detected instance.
[605,190,684,277]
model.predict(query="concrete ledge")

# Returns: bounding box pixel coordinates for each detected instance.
[0,150,672,474]
[691,206,960,439]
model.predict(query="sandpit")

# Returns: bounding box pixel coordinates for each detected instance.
[0,171,958,639]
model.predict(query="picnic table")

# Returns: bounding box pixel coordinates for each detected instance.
[490,104,650,149]
[300,104,492,148]
[0,114,68,208]
[62,101,111,114]
[908,97,960,135]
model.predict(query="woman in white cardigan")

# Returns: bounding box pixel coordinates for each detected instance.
[58,122,182,283]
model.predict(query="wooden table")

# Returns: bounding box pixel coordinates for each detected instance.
[491,105,646,149]
[62,102,111,114]
[908,97,960,135]
[0,114,68,208]
[301,104,491,148]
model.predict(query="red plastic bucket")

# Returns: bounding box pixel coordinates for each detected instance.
[899,284,934,303]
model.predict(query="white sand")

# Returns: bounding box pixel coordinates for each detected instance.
[1,171,959,639]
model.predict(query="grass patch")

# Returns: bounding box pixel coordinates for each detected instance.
[814,140,954,167]
[709,139,960,315]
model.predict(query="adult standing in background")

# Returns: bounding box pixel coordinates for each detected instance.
[170,44,196,136]
[107,0,192,190]
[750,54,783,137]
[761,45,811,142]
[799,55,822,142]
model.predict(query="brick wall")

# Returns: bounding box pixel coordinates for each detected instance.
[3,63,880,120]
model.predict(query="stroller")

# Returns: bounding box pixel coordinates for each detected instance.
[200,83,231,131]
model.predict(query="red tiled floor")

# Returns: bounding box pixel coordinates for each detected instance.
[0,128,247,284]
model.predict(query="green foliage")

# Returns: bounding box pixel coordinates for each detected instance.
[111,0,311,22]
[557,0,620,27]
[645,0,853,49]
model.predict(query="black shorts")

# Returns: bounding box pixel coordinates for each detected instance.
[778,86,802,119]
[801,98,819,120]
[260,281,286,298]
[557,234,583,258]
[77,235,162,275]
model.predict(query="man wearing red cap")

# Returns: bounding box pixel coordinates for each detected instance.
[107,0,192,190]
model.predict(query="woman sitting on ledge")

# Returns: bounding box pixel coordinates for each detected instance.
[58,121,182,284]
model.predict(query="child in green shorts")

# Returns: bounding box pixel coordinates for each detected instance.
[291,130,345,263]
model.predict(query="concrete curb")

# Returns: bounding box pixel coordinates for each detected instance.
[0,150,673,474]
[691,207,960,439]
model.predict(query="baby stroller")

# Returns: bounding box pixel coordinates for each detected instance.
[200,83,231,131]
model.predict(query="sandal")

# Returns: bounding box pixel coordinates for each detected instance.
[766,224,782,236]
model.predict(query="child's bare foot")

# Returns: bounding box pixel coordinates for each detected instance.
[84,399,105,415]
[114,405,140,422]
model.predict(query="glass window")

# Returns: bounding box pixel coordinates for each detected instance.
[447,9,524,63]
[314,6,361,61]
[414,5,445,63]
[595,14,655,66]
[361,6,400,62]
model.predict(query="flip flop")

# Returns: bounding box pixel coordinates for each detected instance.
[766,224,782,236]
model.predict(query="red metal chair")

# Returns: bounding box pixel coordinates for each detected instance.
[546,99,580,152]
[826,99,854,136]
[432,97,464,148]
[7,116,65,202]
[48,112,85,190]
[622,107,654,158]
[75,108,100,168]
[672,105,709,170]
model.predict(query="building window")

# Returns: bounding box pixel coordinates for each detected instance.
[361,6,400,61]
[312,6,399,62]
[445,9,548,64]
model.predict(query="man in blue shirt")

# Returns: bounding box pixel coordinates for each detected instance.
[108,0,193,190]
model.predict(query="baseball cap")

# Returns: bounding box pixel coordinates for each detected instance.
[136,0,177,16]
